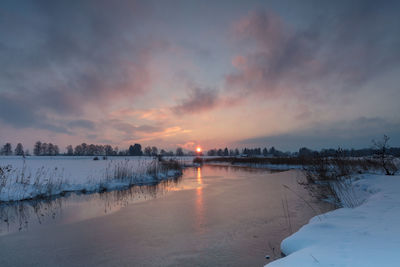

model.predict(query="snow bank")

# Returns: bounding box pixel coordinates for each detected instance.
[267,174,400,267]
[0,156,182,202]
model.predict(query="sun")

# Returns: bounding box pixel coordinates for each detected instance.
[196,147,202,153]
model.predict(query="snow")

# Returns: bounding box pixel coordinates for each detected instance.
[267,173,400,267]
[0,156,183,202]
[205,161,303,171]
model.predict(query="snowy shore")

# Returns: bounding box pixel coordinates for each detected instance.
[204,161,302,171]
[0,156,183,202]
[267,173,400,267]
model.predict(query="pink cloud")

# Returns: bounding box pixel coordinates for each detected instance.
[226,10,320,99]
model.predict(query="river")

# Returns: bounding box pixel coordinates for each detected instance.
[0,165,334,266]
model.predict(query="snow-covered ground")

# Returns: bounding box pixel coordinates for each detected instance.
[206,162,303,171]
[267,173,400,267]
[0,156,184,202]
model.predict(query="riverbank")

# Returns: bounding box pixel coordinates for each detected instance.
[0,156,183,202]
[204,161,302,171]
[267,173,400,266]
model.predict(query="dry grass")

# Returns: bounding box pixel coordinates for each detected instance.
[1,158,183,203]
[203,156,305,165]
[0,161,66,202]
[300,155,384,208]
[193,157,204,165]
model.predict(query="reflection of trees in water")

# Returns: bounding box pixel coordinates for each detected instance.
[0,198,63,233]
[0,175,182,234]
[203,164,284,174]
[98,176,182,213]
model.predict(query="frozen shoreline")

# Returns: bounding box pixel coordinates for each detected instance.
[267,173,400,267]
[0,156,183,202]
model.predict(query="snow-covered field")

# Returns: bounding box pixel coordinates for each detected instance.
[267,173,400,267]
[0,156,184,202]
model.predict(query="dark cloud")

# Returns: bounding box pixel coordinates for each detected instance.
[238,117,400,150]
[136,125,163,133]
[0,92,71,134]
[111,120,163,135]
[227,1,400,98]
[67,120,96,130]
[172,87,219,114]
[86,134,98,140]
[0,92,40,128]
[0,0,161,130]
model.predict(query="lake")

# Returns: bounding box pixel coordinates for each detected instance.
[0,165,334,266]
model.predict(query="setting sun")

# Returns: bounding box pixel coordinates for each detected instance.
[196,147,202,153]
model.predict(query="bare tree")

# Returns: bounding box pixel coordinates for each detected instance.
[144,146,152,156]
[176,147,184,156]
[54,145,60,155]
[151,146,158,156]
[372,135,398,175]
[1,143,12,155]
[66,145,74,155]
[14,143,24,156]
[104,145,113,156]
[34,141,42,156]
[129,143,142,156]
[41,143,48,155]
[48,143,55,156]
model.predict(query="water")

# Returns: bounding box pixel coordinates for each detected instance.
[0,165,334,266]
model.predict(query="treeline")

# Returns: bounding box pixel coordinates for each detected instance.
[0,141,187,157]
[0,143,29,156]
[33,141,60,156]
[64,143,201,157]
[207,146,287,157]
[0,142,61,156]
[298,147,400,157]
[69,143,179,156]
[207,146,400,158]
[1,141,400,157]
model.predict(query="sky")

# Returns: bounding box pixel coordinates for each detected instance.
[1,0,400,152]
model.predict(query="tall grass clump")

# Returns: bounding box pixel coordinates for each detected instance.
[0,160,67,202]
[100,158,183,192]
[1,158,183,203]
[103,158,182,186]
[300,150,383,208]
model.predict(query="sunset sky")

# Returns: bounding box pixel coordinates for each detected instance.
[1,0,400,151]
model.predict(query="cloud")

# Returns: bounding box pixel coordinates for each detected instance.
[110,108,169,121]
[0,92,72,134]
[238,117,400,150]
[86,134,98,140]
[122,126,189,144]
[135,125,163,133]
[67,120,96,130]
[226,2,400,99]
[172,87,219,114]
[0,0,162,131]
[227,10,317,96]
[112,121,163,135]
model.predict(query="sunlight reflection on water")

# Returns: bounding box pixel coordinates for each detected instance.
[195,167,205,234]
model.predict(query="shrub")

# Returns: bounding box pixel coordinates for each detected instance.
[193,157,204,165]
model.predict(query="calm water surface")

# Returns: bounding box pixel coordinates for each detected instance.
[0,165,334,266]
